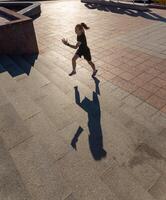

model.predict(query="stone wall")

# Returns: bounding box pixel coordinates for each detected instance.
[0,7,38,55]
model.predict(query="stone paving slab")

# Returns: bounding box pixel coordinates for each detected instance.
[50,151,119,200]
[0,103,33,149]
[0,87,9,107]
[0,137,31,200]
[149,176,166,200]
[116,23,166,58]
[101,165,156,200]
[127,162,160,191]
[0,71,41,120]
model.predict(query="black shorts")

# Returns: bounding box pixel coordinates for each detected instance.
[76,47,91,61]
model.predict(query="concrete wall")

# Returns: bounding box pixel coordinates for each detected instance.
[0,7,38,55]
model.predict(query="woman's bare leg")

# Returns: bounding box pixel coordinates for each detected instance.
[69,54,79,76]
[88,61,98,76]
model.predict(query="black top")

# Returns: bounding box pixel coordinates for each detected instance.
[77,33,88,50]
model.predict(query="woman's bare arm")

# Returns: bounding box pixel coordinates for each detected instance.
[62,38,81,49]
[67,42,81,49]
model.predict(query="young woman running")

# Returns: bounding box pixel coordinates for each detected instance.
[62,22,97,77]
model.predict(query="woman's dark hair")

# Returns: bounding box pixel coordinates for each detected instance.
[76,23,90,30]
[81,23,90,30]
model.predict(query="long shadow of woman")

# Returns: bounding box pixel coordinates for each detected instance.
[72,77,107,160]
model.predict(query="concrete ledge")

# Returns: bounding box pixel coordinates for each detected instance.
[0,6,30,25]
[0,2,41,19]
[81,0,149,11]
[0,7,38,55]
[148,3,166,9]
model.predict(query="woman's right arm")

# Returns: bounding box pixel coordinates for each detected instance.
[62,38,81,49]
[66,41,81,49]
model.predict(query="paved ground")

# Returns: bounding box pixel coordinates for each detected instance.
[0,0,166,199]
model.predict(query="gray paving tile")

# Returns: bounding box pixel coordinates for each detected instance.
[101,165,156,200]
[55,121,113,175]
[110,87,130,100]
[101,111,135,166]
[16,66,50,89]
[128,163,160,191]
[145,134,166,159]
[63,193,76,200]
[10,131,71,200]
[0,103,32,149]
[35,82,72,107]
[149,176,166,200]
[123,94,143,107]
[52,151,119,200]
[25,111,58,137]
[37,66,73,94]
[0,73,41,120]
[43,50,81,74]
[151,112,166,129]
[136,102,158,118]
[0,137,31,200]
[35,93,78,130]
[159,128,166,138]
[0,88,9,106]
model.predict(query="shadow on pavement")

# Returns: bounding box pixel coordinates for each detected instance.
[0,54,38,77]
[71,126,84,150]
[85,3,166,22]
[72,76,107,161]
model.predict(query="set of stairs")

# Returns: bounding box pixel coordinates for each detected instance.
[0,52,165,200]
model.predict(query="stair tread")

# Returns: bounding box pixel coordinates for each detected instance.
[0,55,25,77]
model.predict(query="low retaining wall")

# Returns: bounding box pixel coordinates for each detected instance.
[0,2,41,19]
[0,7,38,55]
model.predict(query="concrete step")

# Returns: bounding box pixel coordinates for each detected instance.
[0,136,32,200]
[32,53,92,99]
[10,116,73,200]
[1,54,162,199]
[0,86,9,107]
[46,50,106,89]
[14,55,84,130]
[31,53,163,152]
[0,53,162,200]
[10,55,51,100]
[0,103,33,150]
[41,50,80,75]
[23,54,38,66]
[10,55,34,76]
[0,54,92,130]
[37,51,108,105]
[0,63,11,106]
[0,63,37,156]
[10,54,163,140]
[0,55,25,77]
[0,57,41,120]
[32,54,75,94]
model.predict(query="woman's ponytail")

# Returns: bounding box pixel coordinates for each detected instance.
[81,23,90,30]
